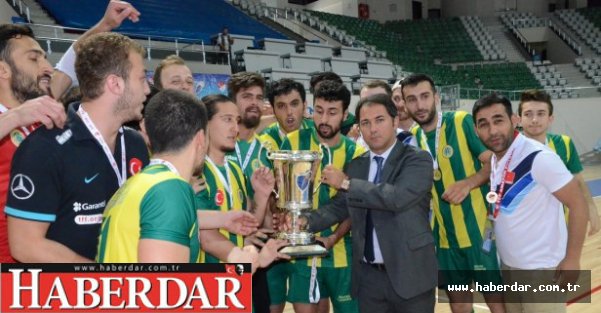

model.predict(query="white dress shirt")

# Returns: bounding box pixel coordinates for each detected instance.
[365,142,396,264]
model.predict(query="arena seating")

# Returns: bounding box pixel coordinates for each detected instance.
[460,16,506,61]
[578,8,601,31]
[36,0,288,43]
[383,18,482,63]
[303,10,542,93]
[527,62,569,89]
[556,9,601,55]
[575,57,601,87]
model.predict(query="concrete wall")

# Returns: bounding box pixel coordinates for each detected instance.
[458,97,601,155]
[494,0,518,11]
[568,0,588,9]
[440,0,557,18]
[441,0,495,18]
[361,0,412,22]
[1,1,19,24]
[515,0,551,17]
[306,0,359,17]
[518,27,547,42]
[546,28,577,63]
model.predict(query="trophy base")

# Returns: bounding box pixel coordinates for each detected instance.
[279,243,328,258]
[272,231,329,258]
[274,231,314,245]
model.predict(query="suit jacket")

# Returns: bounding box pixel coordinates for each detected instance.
[307,141,437,299]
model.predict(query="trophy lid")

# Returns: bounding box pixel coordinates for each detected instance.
[267,150,320,161]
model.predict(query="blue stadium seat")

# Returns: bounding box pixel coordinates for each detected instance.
[37,0,288,43]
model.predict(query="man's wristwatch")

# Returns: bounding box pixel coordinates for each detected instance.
[340,178,350,191]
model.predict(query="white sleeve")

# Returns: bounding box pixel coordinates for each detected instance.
[531,150,573,193]
[55,44,79,87]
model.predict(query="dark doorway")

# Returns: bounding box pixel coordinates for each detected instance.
[589,0,601,7]
[428,9,441,19]
[412,1,423,20]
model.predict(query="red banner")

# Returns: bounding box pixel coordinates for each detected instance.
[1,263,252,312]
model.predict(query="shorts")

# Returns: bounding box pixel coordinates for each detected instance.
[288,263,358,313]
[437,245,502,289]
[266,261,293,305]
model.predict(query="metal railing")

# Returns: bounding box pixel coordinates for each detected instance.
[506,16,583,57]
[19,23,230,64]
[9,0,31,22]
[547,19,582,55]
[458,85,600,100]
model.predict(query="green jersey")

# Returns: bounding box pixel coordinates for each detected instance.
[546,133,583,174]
[97,164,199,263]
[258,119,315,152]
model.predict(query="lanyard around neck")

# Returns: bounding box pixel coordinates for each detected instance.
[149,158,180,177]
[205,156,234,206]
[488,148,516,219]
[235,137,258,172]
[78,105,126,186]
[419,111,443,170]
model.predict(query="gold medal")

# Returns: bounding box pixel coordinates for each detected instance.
[486,191,498,204]
[433,169,442,181]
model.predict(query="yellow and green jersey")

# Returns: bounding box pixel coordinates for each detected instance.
[341,112,356,135]
[259,119,314,152]
[96,165,199,263]
[412,111,488,249]
[546,133,583,174]
[195,158,249,263]
[226,134,272,198]
[546,132,582,222]
[281,127,366,267]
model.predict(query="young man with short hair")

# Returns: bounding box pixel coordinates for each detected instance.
[309,72,355,136]
[518,90,600,235]
[359,79,392,99]
[153,55,195,95]
[260,78,313,151]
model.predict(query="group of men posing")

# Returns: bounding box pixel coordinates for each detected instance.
[1,1,599,313]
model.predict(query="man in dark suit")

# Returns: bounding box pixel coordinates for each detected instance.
[288,93,437,312]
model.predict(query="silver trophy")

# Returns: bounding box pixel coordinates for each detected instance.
[268,150,328,258]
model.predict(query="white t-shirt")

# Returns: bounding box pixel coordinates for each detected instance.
[491,134,573,269]
[218,33,232,51]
